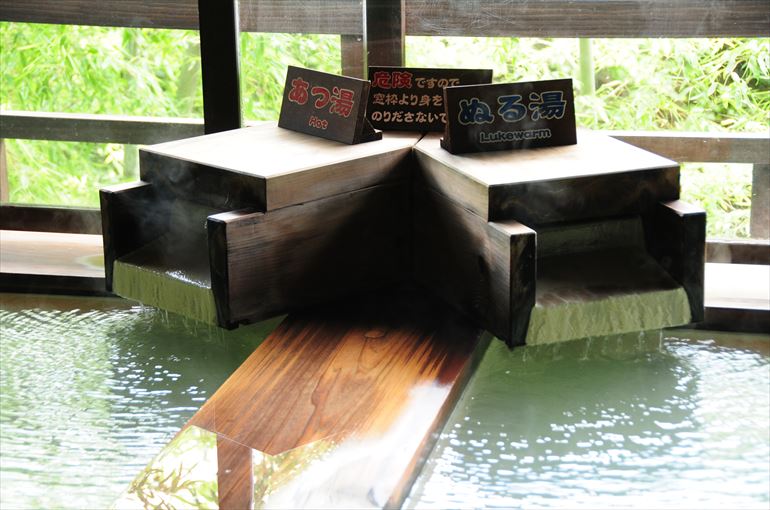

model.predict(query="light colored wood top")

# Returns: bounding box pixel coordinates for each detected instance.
[415,129,677,187]
[705,262,770,311]
[0,230,103,278]
[144,122,421,179]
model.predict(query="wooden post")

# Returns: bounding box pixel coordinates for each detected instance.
[341,34,365,79]
[364,0,404,68]
[198,0,242,134]
[0,139,8,202]
[750,164,769,239]
[216,435,254,510]
[645,200,707,322]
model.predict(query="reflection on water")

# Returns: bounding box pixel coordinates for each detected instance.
[0,294,280,510]
[406,330,770,509]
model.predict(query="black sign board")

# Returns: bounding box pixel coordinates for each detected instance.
[278,66,381,144]
[441,79,576,154]
[367,67,493,132]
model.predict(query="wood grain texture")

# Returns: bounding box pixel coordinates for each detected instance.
[750,164,769,239]
[0,230,107,295]
[365,0,405,67]
[645,200,707,322]
[413,185,535,346]
[341,34,365,79]
[0,139,7,202]
[0,230,103,278]
[182,289,489,508]
[99,181,170,290]
[4,0,766,37]
[208,182,410,327]
[705,262,769,312]
[405,0,770,37]
[706,239,770,265]
[216,434,253,510]
[0,110,204,145]
[416,131,680,224]
[0,204,102,235]
[140,124,418,211]
[607,130,770,165]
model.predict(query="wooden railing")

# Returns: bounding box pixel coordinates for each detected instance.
[3,0,769,36]
[1,0,769,247]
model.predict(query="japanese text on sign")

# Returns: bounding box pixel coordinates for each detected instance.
[287,77,356,118]
[458,91,566,126]
[371,70,463,90]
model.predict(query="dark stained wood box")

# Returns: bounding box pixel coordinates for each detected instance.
[101,125,705,346]
[412,131,705,346]
[101,123,420,328]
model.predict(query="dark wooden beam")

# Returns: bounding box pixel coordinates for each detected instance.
[0,273,109,296]
[608,131,770,165]
[198,0,241,134]
[4,1,767,37]
[0,140,8,202]
[750,164,769,239]
[645,200,707,322]
[406,0,770,38]
[239,1,362,35]
[0,204,102,234]
[707,239,770,265]
[413,185,536,347]
[364,0,404,67]
[0,111,204,145]
[699,306,770,335]
[341,34,365,79]
[99,181,171,290]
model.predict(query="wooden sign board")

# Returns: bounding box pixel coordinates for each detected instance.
[278,66,381,144]
[367,67,493,132]
[441,79,576,154]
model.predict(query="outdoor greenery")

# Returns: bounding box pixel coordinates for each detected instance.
[1,22,768,238]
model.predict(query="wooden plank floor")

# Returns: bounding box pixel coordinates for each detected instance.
[115,290,490,509]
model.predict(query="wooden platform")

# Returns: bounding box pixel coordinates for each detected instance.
[140,122,420,211]
[115,290,490,509]
[414,130,679,223]
[0,229,107,295]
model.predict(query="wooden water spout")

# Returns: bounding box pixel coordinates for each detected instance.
[100,123,705,346]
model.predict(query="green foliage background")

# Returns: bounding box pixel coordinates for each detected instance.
[1,23,768,238]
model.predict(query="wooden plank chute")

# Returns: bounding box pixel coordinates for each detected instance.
[116,290,491,509]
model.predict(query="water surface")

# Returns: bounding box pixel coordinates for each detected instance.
[0,294,280,510]
[406,330,770,509]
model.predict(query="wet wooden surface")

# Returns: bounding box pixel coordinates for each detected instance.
[415,131,679,223]
[209,181,410,328]
[0,230,107,295]
[645,200,707,322]
[0,230,103,278]
[118,290,490,509]
[413,185,535,347]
